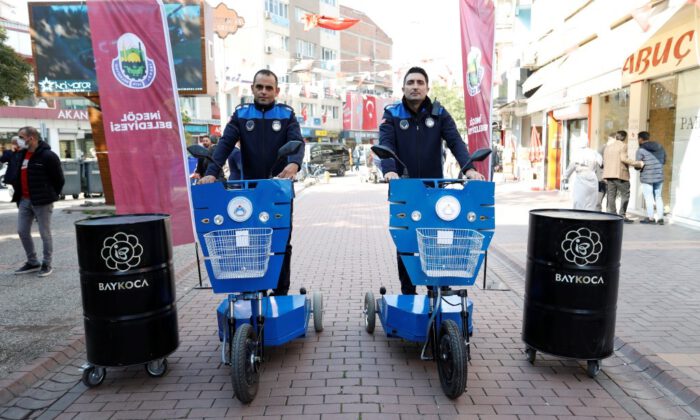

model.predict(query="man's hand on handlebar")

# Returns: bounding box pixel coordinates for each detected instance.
[464,168,485,181]
[198,175,217,184]
[384,172,399,181]
[275,163,299,180]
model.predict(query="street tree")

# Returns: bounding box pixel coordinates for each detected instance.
[0,27,32,107]
[431,83,466,135]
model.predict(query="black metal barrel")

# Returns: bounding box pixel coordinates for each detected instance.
[522,209,623,360]
[75,214,179,366]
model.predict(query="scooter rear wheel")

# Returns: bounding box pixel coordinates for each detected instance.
[364,292,376,334]
[436,320,467,399]
[231,324,259,403]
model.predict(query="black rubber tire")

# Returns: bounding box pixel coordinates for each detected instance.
[72,194,79,199]
[525,347,536,364]
[364,292,376,334]
[436,320,468,399]
[145,358,168,377]
[313,291,323,333]
[231,323,259,403]
[336,166,345,177]
[82,366,106,387]
[586,360,601,378]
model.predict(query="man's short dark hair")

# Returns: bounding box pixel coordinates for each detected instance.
[616,130,627,141]
[253,69,278,86]
[19,126,40,140]
[638,131,650,141]
[403,67,429,86]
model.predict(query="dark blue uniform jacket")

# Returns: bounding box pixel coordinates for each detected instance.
[379,97,473,178]
[207,102,304,180]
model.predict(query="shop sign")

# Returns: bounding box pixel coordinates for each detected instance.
[622,8,700,84]
[315,130,328,136]
[185,124,208,134]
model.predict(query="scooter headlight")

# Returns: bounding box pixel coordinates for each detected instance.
[259,212,270,223]
[213,214,224,225]
[411,211,422,222]
[435,195,461,222]
[227,197,253,222]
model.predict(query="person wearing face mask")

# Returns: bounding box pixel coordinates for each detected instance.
[9,127,64,277]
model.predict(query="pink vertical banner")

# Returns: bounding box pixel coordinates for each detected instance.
[87,0,193,245]
[460,0,495,180]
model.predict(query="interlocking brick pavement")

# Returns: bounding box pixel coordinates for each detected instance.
[0,176,698,419]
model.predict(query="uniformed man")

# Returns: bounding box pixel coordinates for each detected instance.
[379,66,485,295]
[200,69,303,296]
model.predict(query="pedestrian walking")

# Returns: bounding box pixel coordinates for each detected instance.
[379,66,484,295]
[635,131,667,225]
[563,138,602,211]
[602,131,637,222]
[9,126,64,277]
[199,69,304,296]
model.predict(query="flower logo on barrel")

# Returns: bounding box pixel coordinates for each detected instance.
[561,227,603,266]
[101,232,144,272]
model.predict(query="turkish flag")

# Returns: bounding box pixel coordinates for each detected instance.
[301,105,308,122]
[362,95,377,130]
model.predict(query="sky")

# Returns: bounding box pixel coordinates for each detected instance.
[340,0,464,85]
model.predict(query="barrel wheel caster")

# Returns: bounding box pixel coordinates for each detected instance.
[586,360,601,378]
[72,194,79,199]
[59,194,66,200]
[364,291,376,334]
[299,287,307,295]
[145,358,168,377]
[436,320,468,399]
[379,286,386,295]
[231,323,260,404]
[82,365,106,387]
[525,347,536,364]
[312,291,323,333]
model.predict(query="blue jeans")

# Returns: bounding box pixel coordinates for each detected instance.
[641,181,664,221]
[17,198,54,266]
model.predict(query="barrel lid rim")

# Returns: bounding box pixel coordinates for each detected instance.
[529,208,623,221]
[75,213,171,225]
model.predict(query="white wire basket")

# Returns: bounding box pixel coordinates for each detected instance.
[416,228,484,278]
[203,228,273,280]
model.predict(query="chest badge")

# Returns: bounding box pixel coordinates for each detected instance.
[425,117,435,128]
[399,120,409,130]
[271,120,282,132]
[245,120,255,131]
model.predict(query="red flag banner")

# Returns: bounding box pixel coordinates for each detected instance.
[361,95,377,130]
[303,14,359,31]
[460,0,495,180]
[343,92,352,130]
[87,0,193,245]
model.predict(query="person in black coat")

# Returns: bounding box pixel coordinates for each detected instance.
[10,126,64,277]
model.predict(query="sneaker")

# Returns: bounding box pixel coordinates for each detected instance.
[623,217,635,224]
[14,262,41,275]
[37,263,53,277]
[657,219,664,225]
[640,218,655,224]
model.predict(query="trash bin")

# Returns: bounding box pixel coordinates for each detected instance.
[522,209,623,377]
[75,214,179,386]
[60,160,81,199]
[81,159,103,197]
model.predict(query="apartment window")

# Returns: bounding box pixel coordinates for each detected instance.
[295,7,310,23]
[320,28,337,36]
[297,40,316,58]
[265,0,288,19]
[265,31,289,51]
[321,0,337,5]
[321,48,336,61]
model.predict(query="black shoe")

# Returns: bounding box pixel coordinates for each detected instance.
[15,262,41,275]
[272,290,288,296]
[623,217,635,223]
[38,263,53,277]
[640,218,655,224]
[657,219,664,225]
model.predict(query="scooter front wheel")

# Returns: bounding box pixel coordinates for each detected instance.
[436,320,467,399]
[231,323,260,403]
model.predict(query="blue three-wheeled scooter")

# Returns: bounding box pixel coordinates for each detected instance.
[189,141,322,403]
[364,145,494,399]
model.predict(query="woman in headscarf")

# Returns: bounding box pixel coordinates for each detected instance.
[563,137,603,211]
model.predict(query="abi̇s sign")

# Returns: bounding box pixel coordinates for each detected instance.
[622,6,699,84]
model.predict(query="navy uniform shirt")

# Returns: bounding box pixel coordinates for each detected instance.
[379,97,473,178]
[207,102,304,180]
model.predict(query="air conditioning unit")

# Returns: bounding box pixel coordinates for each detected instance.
[265,46,272,54]
[263,11,271,19]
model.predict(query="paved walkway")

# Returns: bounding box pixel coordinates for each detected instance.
[0,176,698,419]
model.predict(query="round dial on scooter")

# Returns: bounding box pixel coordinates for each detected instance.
[435,195,461,221]
[227,197,253,222]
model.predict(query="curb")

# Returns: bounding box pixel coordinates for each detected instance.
[489,244,700,415]
[0,258,200,406]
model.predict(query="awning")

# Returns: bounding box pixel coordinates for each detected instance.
[526,0,687,114]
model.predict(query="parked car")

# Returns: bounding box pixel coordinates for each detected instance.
[305,143,350,176]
